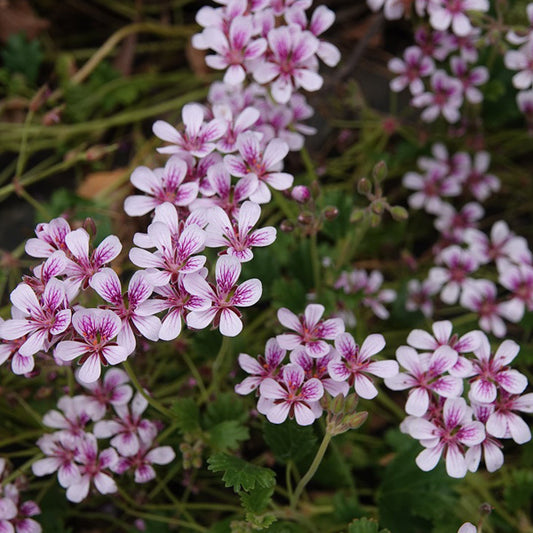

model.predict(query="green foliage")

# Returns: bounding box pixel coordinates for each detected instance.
[207,453,276,492]
[63,62,146,122]
[504,469,533,512]
[262,420,317,465]
[204,392,249,426]
[38,486,72,533]
[348,517,391,533]
[333,491,364,523]
[377,432,460,533]
[208,420,250,452]
[1,33,43,84]
[271,277,307,310]
[240,485,275,515]
[43,189,113,244]
[171,397,200,433]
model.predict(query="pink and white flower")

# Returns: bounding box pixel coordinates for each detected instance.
[468,335,528,404]
[450,56,488,104]
[385,345,463,416]
[0,279,71,371]
[428,245,479,304]
[25,217,72,258]
[290,345,349,397]
[252,26,322,103]
[205,201,276,261]
[460,280,522,338]
[55,308,130,383]
[427,0,489,37]
[153,103,227,158]
[485,391,533,444]
[112,443,176,483]
[90,268,161,353]
[258,363,324,425]
[124,156,199,217]
[411,70,464,123]
[64,229,122,290]
[42,395,93,440]
[93,392,158,457]
[203,16,267,85]
[388,46,435,95]
[76,368,133,421]
[276,303,344,358]
[408,397,485,478]
[235,338,286,395]
[129,218,206,287]
[183,255,262,337]
[505,38,533,90]
[498,264,533,318]
[328,333,396,399]
[224,132,293,203]
[32,432,82,488]
[65,434,118,503]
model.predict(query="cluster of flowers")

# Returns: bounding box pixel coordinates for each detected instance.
[334,268,396,322]
[504,3,533,127]
[403,144,533,338]
[370,1,533,124]
[0,0,343,381]
[372,0,490,124]
[0,459,41,533]
[235,303,399,425]
[31,368,175,502]
[386,320,533,478]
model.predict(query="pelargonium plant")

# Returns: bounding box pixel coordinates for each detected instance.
[1,0,532,532]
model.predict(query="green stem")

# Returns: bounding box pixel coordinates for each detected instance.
[310,231,321,296]
[1,454,43,487]
[290,430,332,509]
[47,22,196,103]
[300,146,318,184]
[202,336,231,402]
[285,460,294,502]
[15,109,34,179]
[0,430,43,448]
[123,359,173,419]
[182,351,209,400]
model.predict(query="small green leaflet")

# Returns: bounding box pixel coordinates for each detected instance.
[348,517,391,533]
[207,453,276,492]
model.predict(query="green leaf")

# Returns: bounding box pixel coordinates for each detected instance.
[204,392,249,427]
[240,485,274,514]
[1,33,43,84]
[208,420,249,451]
[171,398,200,433]
[271,278,307,311]
[348,517,391,533]
[377,437,460,533]
[504,469,533,512]
[262,419,317,465]
[207,453,276,493]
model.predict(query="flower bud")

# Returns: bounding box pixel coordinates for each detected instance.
[350,208,365,223]
[389,205,409,221]
[323,206,339,221]
[371,200,385,215]
[331,393,345,415]
[83,217,97,237]
[291,185,311,203]
[479,503,492,516]
[298,211,314,226]
[372,161,387,183]
[344,410,368,430]
[369,212,381,227]
[280,220,295,233]
[344,393,359,413]
[357,178,372,195]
